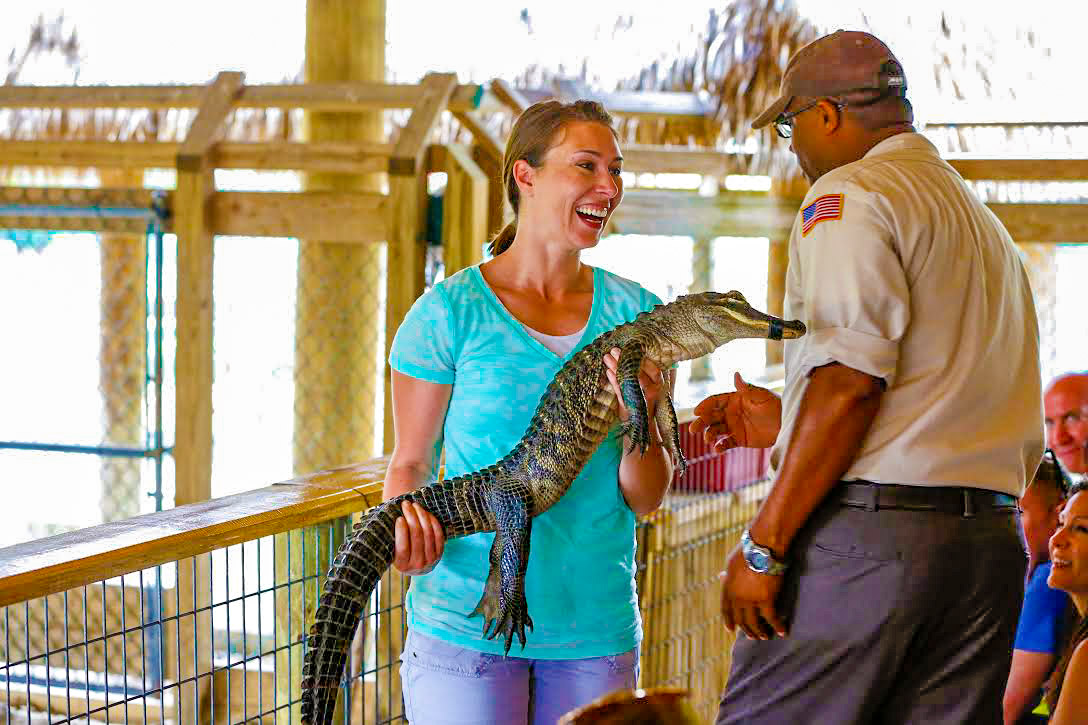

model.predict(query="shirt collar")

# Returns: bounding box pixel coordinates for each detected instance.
[862,131,939,160]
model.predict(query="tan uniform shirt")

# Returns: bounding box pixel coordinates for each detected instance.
[770,132,1044,496]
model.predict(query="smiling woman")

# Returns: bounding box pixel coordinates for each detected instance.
[380,99,677,725]
[1045,483,1088,723]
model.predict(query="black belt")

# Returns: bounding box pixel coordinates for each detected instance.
[832,481,1017,516]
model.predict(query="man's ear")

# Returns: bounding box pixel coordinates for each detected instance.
[816,99,842,134]
[512,159,535,197]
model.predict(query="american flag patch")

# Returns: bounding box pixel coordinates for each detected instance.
[801,193,844,236]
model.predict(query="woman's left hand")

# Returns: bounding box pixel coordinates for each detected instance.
[603,347,666,421]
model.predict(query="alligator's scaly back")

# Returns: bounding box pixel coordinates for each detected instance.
[300,291,806,724]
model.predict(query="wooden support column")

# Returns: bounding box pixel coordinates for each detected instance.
[452,109,507,239]
[689,235,714,382]
[441,144,488,275]
[293,0,388,479]
[175,69,244,508]
[98,168,147,523]
[766,239,789,368]
[767,179,805,369]
[383,71,458,452]
[282,2,388,723]
[174,69,244,725]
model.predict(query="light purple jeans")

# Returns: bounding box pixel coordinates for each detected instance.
[399,629,640,725]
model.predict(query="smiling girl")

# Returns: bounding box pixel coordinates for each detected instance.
[1045,482,1088,723]
[383,100,675,725]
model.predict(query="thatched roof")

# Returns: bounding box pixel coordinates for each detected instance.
[4,5,1083,165]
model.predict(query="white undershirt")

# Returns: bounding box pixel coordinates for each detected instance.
[523,324,587,357]
[482,277,588,357]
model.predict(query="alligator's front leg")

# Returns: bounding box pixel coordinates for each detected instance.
[470,485,534,654]
[616,341,652,455]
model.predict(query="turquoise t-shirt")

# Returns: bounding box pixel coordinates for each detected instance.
[388,264,663,659]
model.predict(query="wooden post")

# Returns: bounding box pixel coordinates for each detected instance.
[767,178,806,369]
[293,0,388,477]
[766,240,789,367]
[174,69,243,725]
[283,2,387,722]
[441,143,488,276]
[97,168,146,522]
[174,69,244,509]
[383,72,458,452]
[451,109,506,241]
[689,235,714,382]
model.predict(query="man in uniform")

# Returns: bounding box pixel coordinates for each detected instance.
[692,31,1045,723]
[1044,372,1088,475]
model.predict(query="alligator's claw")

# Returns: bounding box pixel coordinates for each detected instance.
[471,588,534,654]
[620,418,652,456]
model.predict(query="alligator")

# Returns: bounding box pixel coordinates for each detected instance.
[299,290,806,724]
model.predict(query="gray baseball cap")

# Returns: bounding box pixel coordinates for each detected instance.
[752,30,907,129]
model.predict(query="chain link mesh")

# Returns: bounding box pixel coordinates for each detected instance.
[292,242,386,475]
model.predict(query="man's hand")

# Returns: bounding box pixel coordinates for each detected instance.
[692,372,782,453]
[392,500,446,575]
[720,545,787,640]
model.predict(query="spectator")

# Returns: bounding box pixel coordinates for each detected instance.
[693,31,1044,724]
[1043,481,1088,723]
[1003,450,1073,724]
[1044,373,1088,475]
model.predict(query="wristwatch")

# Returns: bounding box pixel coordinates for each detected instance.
[741,529,789,576]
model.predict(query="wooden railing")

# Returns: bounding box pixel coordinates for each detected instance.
[0,421,774,724]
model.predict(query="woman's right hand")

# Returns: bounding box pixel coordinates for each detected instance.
[690,372,783,453]
[392,500,446,575]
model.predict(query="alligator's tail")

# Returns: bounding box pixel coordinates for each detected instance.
[300,499,401,725]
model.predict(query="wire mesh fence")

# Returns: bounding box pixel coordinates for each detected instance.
[0,190,173,548]
[0,517,411,725]
[0,434,769,725]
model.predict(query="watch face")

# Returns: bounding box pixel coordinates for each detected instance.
[747,550,769,572]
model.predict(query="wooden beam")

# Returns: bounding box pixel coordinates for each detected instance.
[608,189,799,239]
[512,85,711,119]
[210,190,387,241]
[0,185,165,233]
[0,81,483,112]
[178,71,246,171]
[390,72,459,175]
[490,78,530,115]
[0,141,179,168]
[0,140,393,174]
[451,110,504,164]
[947,156,1088,181]
[622,144,744,176]
[216,140,392,173]
[441,144,488,276]
[990,203,1088,243]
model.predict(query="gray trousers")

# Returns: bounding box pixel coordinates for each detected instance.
[716,493,1025,725]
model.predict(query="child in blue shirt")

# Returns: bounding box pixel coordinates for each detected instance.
[1004,449,1073,724]
[385,99,676,725]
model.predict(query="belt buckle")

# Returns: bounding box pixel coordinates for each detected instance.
[962,489,975,518]
[866,483,879,513]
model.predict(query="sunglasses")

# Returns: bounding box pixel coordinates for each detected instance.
[774,99,845,139]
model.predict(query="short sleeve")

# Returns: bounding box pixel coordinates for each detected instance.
[640,287,664,313]
[793,183,910,386]
[1014,564,1072,654]
[388,285,456,384]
